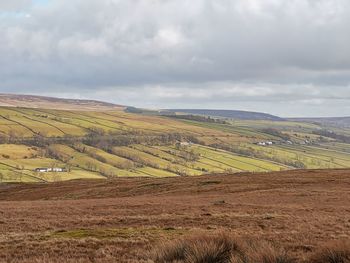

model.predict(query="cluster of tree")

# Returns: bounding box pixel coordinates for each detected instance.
[47,145,116,178]
[165,164,188,176]
[0,128,204,178]
[312,129,350,143]
[134,146,179,163]
[46,145,72,163]
[82,130,184,152]
[111,146,195,176]
[82,161,117,178]
[0,133,76,147]
[72,142,136,170]
[0,126,190,151]
[167,114,228,124]
[131,145,205,175]
[163,147,200,162]
[0,131,26,144]
[111,148,156,169]
[260,128,291,141]
[124,106,144,114]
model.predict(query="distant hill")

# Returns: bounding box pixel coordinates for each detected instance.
[0,94,124,111]
[289,117,350,128]
[167,109,284,121]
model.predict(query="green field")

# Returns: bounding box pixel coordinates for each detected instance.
[2,106,350,182]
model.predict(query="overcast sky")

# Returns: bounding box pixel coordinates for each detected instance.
[1,0,350,117]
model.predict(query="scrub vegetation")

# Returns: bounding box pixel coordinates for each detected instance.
[1,169,349,262]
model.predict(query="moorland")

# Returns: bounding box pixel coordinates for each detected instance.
[1,169,349,262]
[1,95,350,263]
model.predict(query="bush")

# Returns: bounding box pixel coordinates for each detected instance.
[151,233,294,263]
[233,239,293,263]
[309,240,350,263]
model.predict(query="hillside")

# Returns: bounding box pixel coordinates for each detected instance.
[0,94,124,111]
[1,104,350,182]
[167,109,283,120]
[1,169,349,262]
[290,116,350,128]
[0,168,347,201]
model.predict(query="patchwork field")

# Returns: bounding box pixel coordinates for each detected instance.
[0,169,349,262]
[2,106,350,182]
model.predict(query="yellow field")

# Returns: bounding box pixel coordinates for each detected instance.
[2,106,350,182]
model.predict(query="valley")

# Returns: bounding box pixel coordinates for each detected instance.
[1,104,350,182]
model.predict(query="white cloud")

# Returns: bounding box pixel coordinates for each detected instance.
[155,28,186,48]
[0,0,350,116]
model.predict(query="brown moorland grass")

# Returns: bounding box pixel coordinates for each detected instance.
[309,240,350,263]
[0,169,350,262]
[153,232,350,263]
[152,232,294,263]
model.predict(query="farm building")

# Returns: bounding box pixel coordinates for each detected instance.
[256,141,273,146]
[35,168,66,173]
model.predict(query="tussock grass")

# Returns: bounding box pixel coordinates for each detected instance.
[152,234,350,263]
[310,240,350,263]
[152,232,294,263]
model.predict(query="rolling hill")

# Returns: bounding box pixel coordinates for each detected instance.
[1,98,350,182]
[167,109,284,120]
[290,116,350,128]
[0,94,125,111]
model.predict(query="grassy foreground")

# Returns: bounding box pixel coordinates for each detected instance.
[0,169,349,262]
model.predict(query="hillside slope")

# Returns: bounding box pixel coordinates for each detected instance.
[168,109,283,120]
[1,105,350,182]
[290,116,350,128]
[0,168,347,201]
[0,94,124,111]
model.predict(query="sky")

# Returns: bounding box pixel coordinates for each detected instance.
[1,0,350,117]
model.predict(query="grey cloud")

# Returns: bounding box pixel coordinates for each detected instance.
[0,0,32,11]
[1,0,350,116]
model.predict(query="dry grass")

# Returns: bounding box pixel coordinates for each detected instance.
[152,233,350,263]
[152,232,293,263]
[0,169,350,262]
[309,240,350,263]
[153,233,241,263]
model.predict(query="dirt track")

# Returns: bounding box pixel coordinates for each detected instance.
[0,169,350,262]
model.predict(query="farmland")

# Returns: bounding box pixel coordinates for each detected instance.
[2,106,350,182]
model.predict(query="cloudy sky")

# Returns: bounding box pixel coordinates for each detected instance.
[1,0,350,117]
